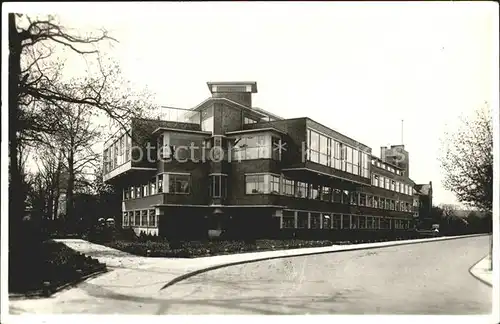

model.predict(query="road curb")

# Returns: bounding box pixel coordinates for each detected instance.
[8,268,109,300]
[468,254,493,287]
[160,233,488,291]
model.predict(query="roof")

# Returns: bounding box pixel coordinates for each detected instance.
[207,81,258,93]
[152,127,212,136]
[225,127,287,136]
[252,107,284,120]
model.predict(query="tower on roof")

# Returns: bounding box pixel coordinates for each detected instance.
[207,81,258,107]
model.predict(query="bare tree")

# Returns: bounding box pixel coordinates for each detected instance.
[440,103,493,212]
[440,104,493,269]
[9,13,156,239]
[51,101,103,223]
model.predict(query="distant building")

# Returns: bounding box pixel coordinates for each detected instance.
[102,81,432,239]
[414,182,433,226]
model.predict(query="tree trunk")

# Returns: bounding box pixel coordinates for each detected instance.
[53,153,63,220]
[8,13,25,248]
[66,152,75,232]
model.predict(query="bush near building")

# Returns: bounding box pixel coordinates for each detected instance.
[104,238,335,258]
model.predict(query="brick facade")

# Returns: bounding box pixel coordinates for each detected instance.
[103,81,432,239]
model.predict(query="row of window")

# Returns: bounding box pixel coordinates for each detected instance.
[123,173,191,199]
[157,132,208,160]
[244,115,278,124]
[231,134,281,161]
[306,129,371,178]
[372,174,412,196]
[245,173,415,212]
[281,210,412,230]
[103,133,132,174]
[122,209,157,227]
[371,160,402,175]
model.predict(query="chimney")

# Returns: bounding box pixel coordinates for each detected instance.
[207,81,257,108]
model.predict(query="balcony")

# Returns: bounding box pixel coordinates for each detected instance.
[155,106,201,124]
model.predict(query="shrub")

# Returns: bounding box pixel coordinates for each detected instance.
[9,240,106,294]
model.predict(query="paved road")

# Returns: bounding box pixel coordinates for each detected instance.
[158,235,491,314]
[9,236,491,315]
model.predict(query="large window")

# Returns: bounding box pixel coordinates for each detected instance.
[352,150,359,175]
[296,181,308,198]
[309,184,320,200]
[366,216,373,229]
[103,133,132,174]
[360,193,366,206]
[150,178,157,195]
[232,135,277,160]
[123,212,129,227]
[310,212,321,229]
[210,174,227,198]
[351,215,359,229]
[307,129,366,177]
[322,186,331,201]
[319,136,329,165]
[134,211,141,227]
[282,178,294,196]
[346,146,353,173]
[323,214,332,229]
[361,152,370,178]
[378,176,384,188]
[168,174,190,194]
[245,174,280,194]
[141,210,148,227]
[350,191,358,205]
[297,212,308,229]
[342,190,349,204]
[129,211,135,226]
[158,175,163,193]
[162,133,206,161]
[359,216,366,229]
[149,209,156,227]
[308,130,320,163]
[372,174,379,186]
[342,214,350,229]
[270,175,280,194]
[201,107,214,133]
[333,189,342,203]
[282,210,295,228]
[332,214,342,229]
[333,141,342,169]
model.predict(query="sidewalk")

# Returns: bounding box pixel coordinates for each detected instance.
[469,254,493,286]
[8,234,486,314]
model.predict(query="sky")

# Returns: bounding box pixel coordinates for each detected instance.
[3,2,499,206]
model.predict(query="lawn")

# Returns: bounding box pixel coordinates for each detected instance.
[9,240,106,295]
